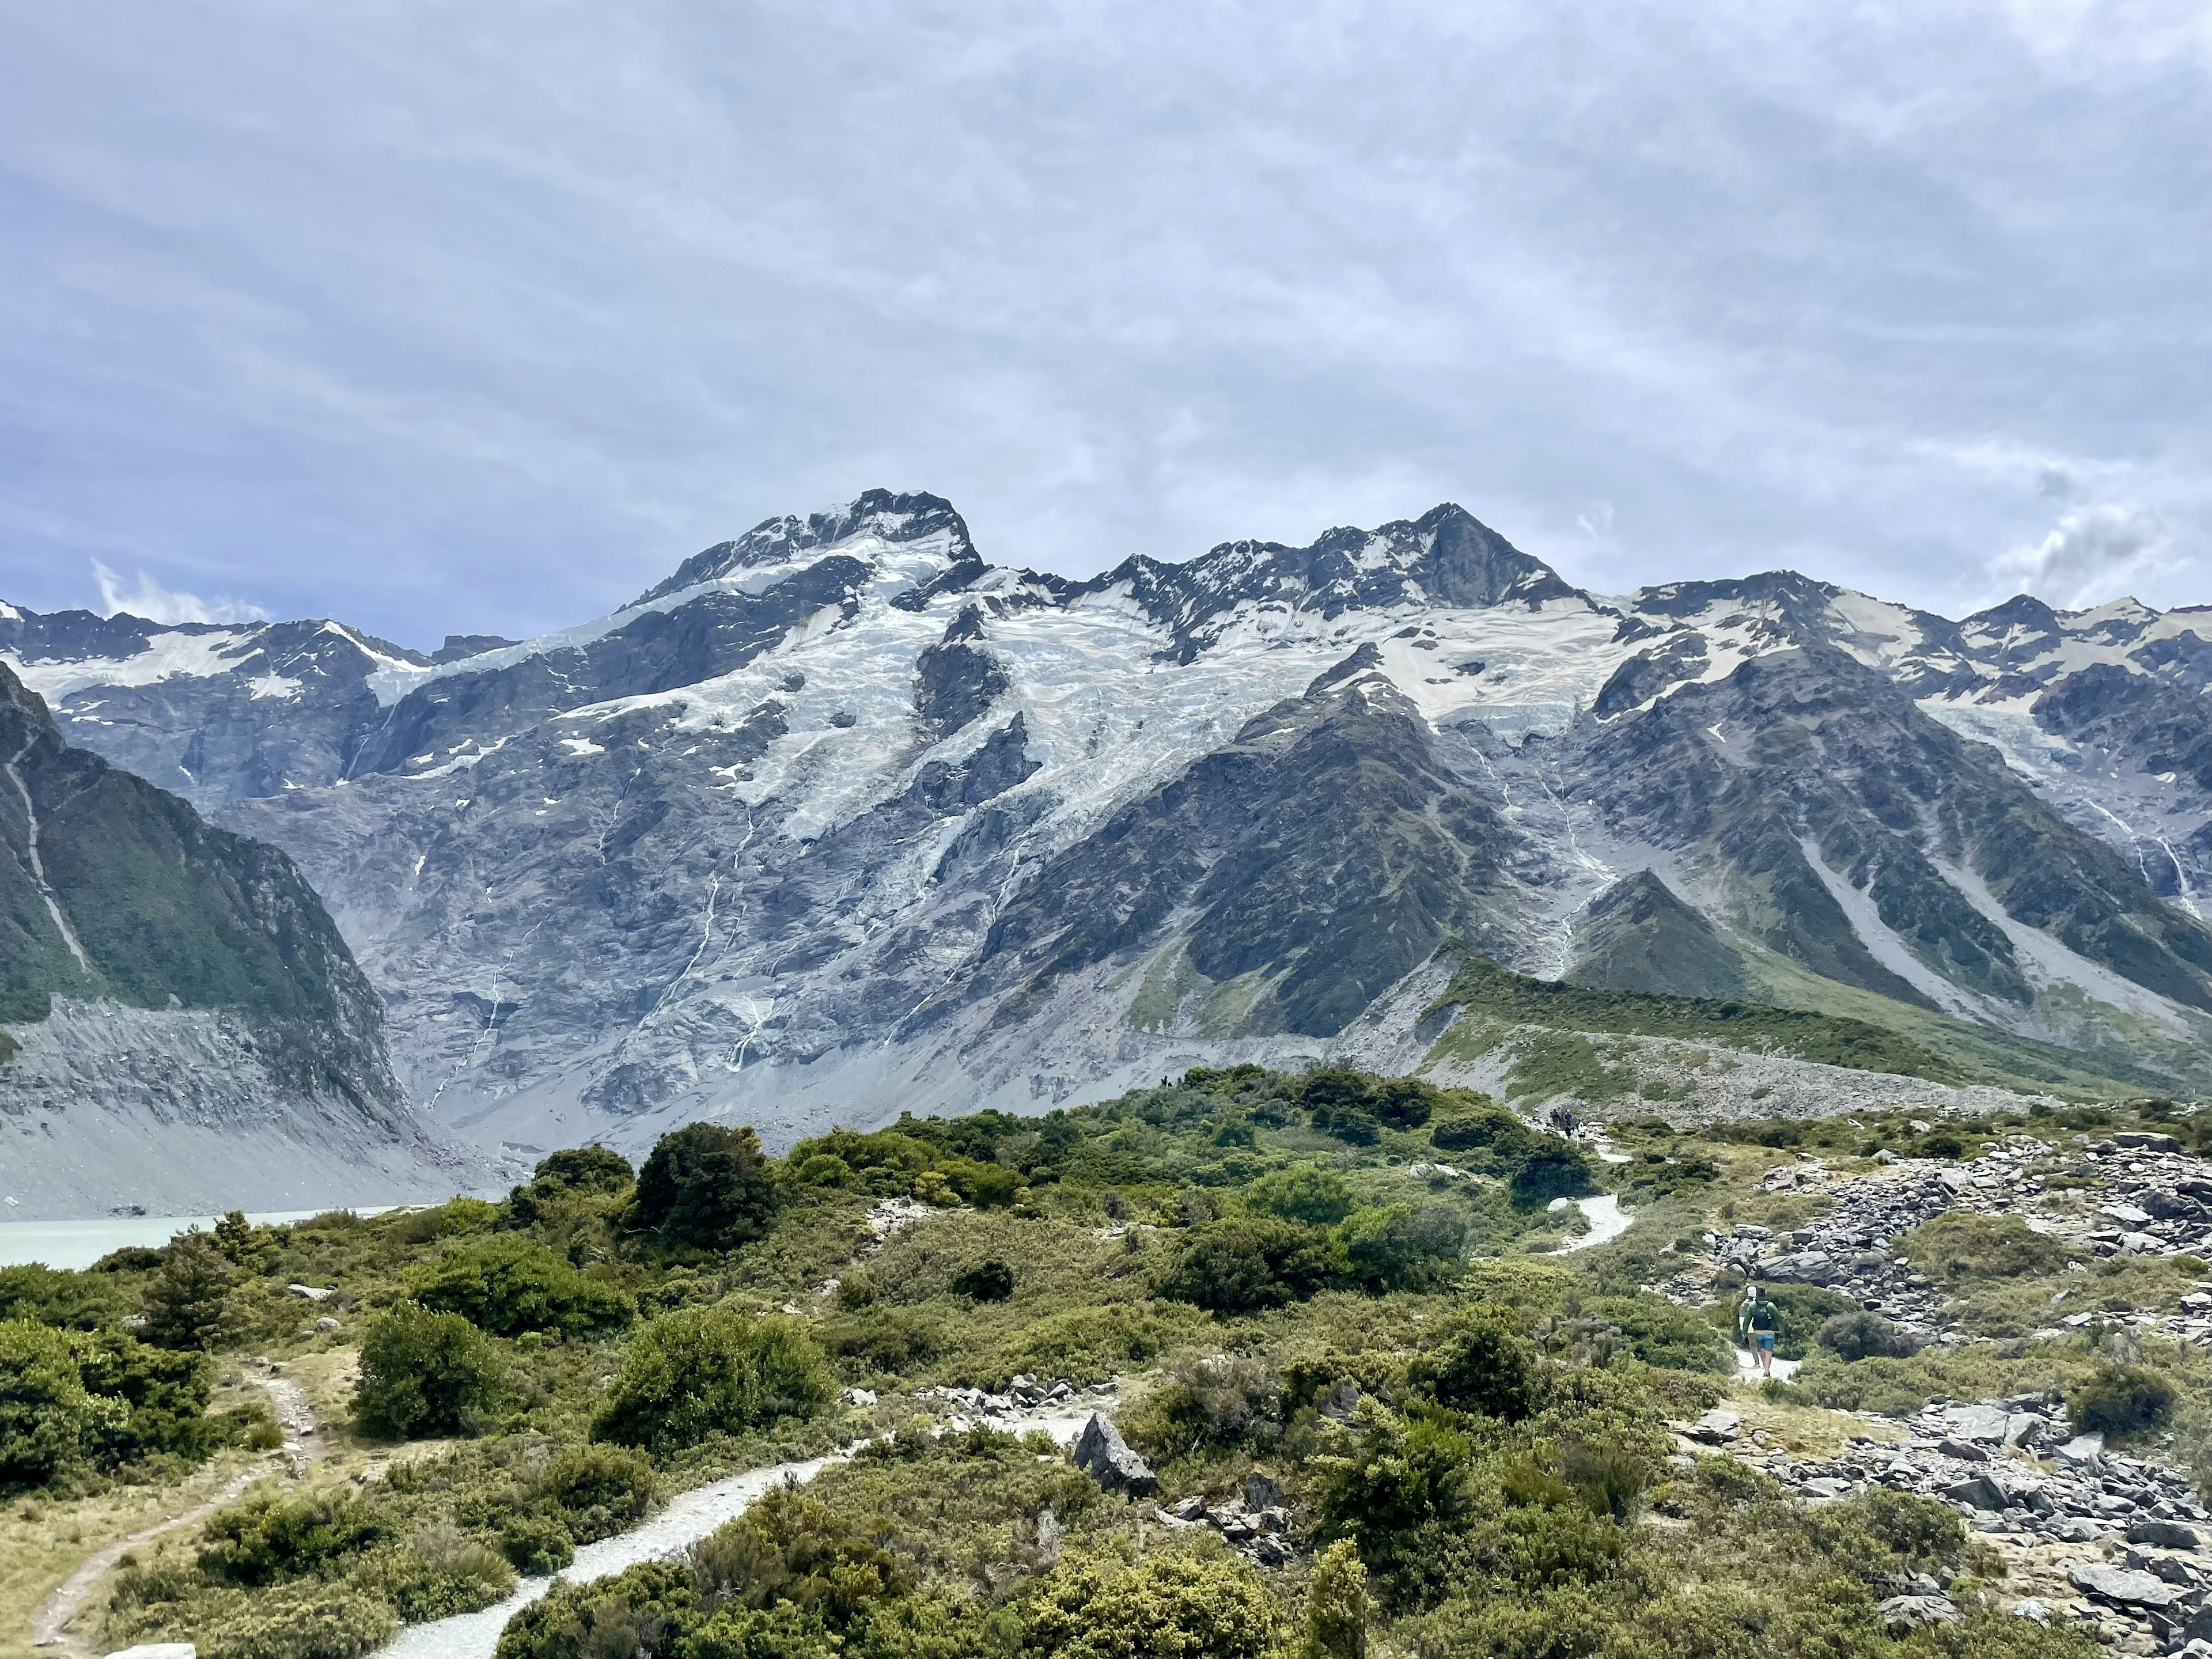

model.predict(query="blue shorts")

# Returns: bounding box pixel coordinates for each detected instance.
[1753,1332,1777,1351]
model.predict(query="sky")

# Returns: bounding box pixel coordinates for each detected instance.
[2,1,2208,650]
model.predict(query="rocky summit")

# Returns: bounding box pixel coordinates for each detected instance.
[8,491,2212,1176]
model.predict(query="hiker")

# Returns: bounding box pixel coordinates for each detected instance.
[1738,1284,1780,1376]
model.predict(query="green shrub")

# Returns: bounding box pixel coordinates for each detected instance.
[632,1123,782,1250]
[1409,1308,1538,1421]
[498,1512,577,1574]
[1507,1144,1598,1208]
[363,1531,516,1622]
[1430,1106,1533,1155]
[1027,1547,1282,1659]
[2071,1363,2177,1439]
[532,1145,634,1196]
[1337,1205,1468,1293]
[408,1236,635,1338]
[1246,1166,1356,1226]
[1155,1220,1334,1315]
[141,1234,241,1351]
[1312,1404,1476,1601]
[211,1210,282,1274]
[591,1307,832,1457]
[1899,1213,2075,1284]
[1817,1310,1922,1362]
[950,1259,1016,1302]
[352,1302,507,1440]
[1592,1300,1743,1380]
[1123,1354,1282,1460]
[0,1319,104,1492]
[197,1488,391,1585]
[0,1263,127,1330]
[822,1305,946,1374]
[74,1327,218,1468]
[543,1441,656,1540]
[192,1581,399,1659]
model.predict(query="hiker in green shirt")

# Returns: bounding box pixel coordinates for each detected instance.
[1738,1285,1780,1377]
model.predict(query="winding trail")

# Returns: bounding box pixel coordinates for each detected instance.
[377,1411,1097,1659]
[31,1370,321,1652]
[1555,1194,1634,1253]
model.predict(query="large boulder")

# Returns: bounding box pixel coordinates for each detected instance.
[1073,1412,1156,1496]
[1756,1251,1840,1287]
[2070,1564,2180,1609]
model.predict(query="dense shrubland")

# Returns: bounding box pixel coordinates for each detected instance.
[11,1069,2194,1659]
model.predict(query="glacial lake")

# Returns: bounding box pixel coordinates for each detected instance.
[0,1208,397,1269]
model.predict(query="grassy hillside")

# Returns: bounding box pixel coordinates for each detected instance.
[1427,948,1960,1082]
[7,1068,2163,1659]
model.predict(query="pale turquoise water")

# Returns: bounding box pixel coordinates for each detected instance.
[0,1207,396,1268]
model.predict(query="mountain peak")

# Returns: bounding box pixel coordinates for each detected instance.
[631,489,978,608]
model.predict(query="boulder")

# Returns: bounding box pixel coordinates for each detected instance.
[1945,1404,2010,1444]
[1942,1476,2009,1512]
[1073,1413,1156,1496]
[2116,1132,2182,1153]
[1878,1596,1960,1630]
[1246,1471,1285,1511]
[1756,1251,1840,1287]
[2002,1412,2047,1448]
[2070,1563,2180,1609]
[103,1648,196,1659]
[2055,1433,2105,1467]
[285,1284,334,1301]
[2128,1518,2201,1551]
[1685,1410,1741,1445]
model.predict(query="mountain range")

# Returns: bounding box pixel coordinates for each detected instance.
[6,491,2211,1205]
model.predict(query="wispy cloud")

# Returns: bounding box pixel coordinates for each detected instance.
[1991,503,2176,610]
[92,560,267,626]
[0,2,2205,639]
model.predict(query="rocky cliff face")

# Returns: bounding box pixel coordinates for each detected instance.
[0,662,467,1217]
[10,492,2212,1159]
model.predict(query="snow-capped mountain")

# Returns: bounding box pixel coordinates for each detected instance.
[9,491,2212,1164]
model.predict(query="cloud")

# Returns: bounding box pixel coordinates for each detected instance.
[92,560,267,626]
[1992,503,2175,609]
[1,3,2208,638]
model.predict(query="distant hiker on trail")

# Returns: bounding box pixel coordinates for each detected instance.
[1738,1285,1780,1376]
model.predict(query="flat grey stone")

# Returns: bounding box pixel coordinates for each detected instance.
[1878,1595,1960,1630]
[1945,1403,2009,1443]
[2070,1563,2180,1608]
[2056,1433,2106,1466]
[1944,1475,2009,1512]
[103,1647,196,1659]
[2128,1518,2200,1551]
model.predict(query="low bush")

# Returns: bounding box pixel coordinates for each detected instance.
[1155,1219,1334,1315]
[1899,1213,2075,1285]
[950,1259,1016,1302]
[352,1303,507,1440]
[1408,1306,1539,1420]
[198,1488,391,1586]
[1817,1310,1923,1362]
[2071,1363,2177,1440]
[590,1307,832,1457]
[543,1441,656,1540]
[498,1512,575,1574]
[408,1237,635,1338]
